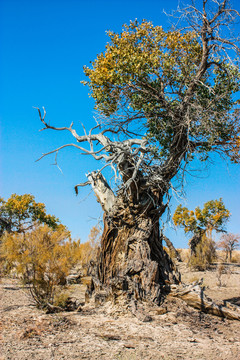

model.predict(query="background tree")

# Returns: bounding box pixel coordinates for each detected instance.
[218,233,240,261]
[173,198,230,257]
[0,194,60,236]
[36,0,240,304]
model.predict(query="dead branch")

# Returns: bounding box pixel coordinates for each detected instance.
[170,283,240,321]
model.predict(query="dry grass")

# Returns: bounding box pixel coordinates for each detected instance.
[176,249,240,264]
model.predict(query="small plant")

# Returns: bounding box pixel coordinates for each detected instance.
[53,290,71,308]
[1,224,81,312]
[216,263,226,287]
[20,326,42,340]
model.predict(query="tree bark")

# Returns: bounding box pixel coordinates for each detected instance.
[95,214,180,304]
[189,232,202,256]
[87,172,180,304]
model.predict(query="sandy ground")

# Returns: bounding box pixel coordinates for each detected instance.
[1,263,240,360]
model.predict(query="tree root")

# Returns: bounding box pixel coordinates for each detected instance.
[169,283,240,321]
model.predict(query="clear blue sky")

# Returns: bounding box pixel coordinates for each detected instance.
[1,0,240,247]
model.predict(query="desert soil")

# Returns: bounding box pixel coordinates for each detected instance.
[1,263,240,360]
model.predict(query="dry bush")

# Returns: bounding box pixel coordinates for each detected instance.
[188,233,216,271]
[216,263,233,287]
[215,249,226,262]
[0,224,81,311]
[20,326,43,340]
[53,290,71,308]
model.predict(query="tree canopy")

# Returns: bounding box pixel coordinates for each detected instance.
[83,5,240,165]
[0,194,60,235]
[173,198,230,235]
[173,198,230,265]
[38,1,240,201]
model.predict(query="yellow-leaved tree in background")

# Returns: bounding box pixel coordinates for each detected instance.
[173,199,230,269]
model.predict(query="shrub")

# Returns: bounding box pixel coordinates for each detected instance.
[1,224,81,311]
[188,233,216,270]
[216,263,226,287]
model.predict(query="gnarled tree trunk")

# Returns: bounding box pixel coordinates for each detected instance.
[189,232,202,256]
[88,172,180,305]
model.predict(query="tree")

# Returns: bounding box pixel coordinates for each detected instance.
[218,233,240,261]
[36,0,240,305]
[0,194,60,236]
[1,224,81,311]
[173,198,230,257]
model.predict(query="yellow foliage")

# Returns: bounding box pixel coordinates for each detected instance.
[228,135,240,163]
[173,199,230,235]
[80,18,240,165]
[83,20,201,115]
[0,193,60,234]
[1,225,81,310]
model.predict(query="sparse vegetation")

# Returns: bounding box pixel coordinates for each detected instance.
[78,225,101,272]
[216,263,226,287]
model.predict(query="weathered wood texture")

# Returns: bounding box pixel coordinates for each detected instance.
[91,212,180,304]
[170,283,240,321]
